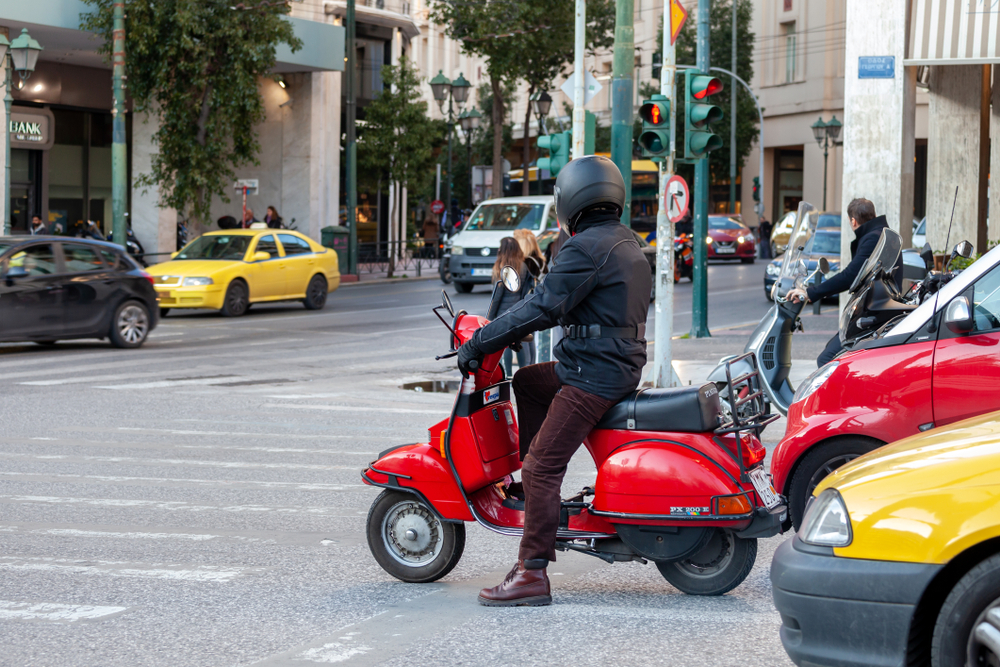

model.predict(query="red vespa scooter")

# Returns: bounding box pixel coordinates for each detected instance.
[362,272,786,596]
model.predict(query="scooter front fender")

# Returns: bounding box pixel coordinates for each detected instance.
[362,443,473,522]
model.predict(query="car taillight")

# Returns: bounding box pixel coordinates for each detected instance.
[141,271,155,286]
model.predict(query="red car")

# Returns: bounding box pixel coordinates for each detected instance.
[771,240,1000,527]
[707,215,755,263]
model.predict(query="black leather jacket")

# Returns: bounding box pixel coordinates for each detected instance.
[471,211,651,400]
[806,215,901,302]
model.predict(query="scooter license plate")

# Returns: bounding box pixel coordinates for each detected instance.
[748,467,781,510]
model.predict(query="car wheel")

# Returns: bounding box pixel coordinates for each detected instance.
[454,282,473,294]
[933,553,1000,667]
[787,436,883,530]
[221,280,249,317]
[440,262,453,285]
[741,257,755,264]
[109,300,151,349]
[160,308,170,318]
[303,274,328,310]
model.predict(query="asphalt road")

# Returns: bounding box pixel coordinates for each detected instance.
[0,261,798,667]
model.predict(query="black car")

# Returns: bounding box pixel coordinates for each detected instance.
[0,236,159,348]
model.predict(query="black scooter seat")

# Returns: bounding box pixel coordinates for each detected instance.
[595,383,723,434]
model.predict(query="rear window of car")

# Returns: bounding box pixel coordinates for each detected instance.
[805,230,841,254]
[464,204,546,231]
[817,214,841,228]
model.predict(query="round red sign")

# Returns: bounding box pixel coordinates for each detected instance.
[430,200,446,215]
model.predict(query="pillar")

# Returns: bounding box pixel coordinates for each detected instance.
[131,110,178,255]
[841,0,914,293]
[991,64,999,241]
[926,65,984,253]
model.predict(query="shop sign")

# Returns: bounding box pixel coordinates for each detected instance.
[9,108,55,150]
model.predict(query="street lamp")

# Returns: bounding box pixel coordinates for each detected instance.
[811,115,843,210]
[531,90,552,137]
[2,28,44,235]
[428,70,469,227]
[459,108,481,208]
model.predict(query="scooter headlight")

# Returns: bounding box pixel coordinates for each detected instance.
[799,488,852,547]
[792,362,839,404]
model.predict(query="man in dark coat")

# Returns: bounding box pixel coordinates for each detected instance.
[457,156,651,607]
[787,198,899,366]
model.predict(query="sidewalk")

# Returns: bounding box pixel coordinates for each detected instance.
[340,260,442,286]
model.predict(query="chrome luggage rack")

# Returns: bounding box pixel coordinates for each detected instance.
[714,352,780,437]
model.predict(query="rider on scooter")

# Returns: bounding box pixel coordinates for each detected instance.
[457,155,652,606]
[786,198,901,366]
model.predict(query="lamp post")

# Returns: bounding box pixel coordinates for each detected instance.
[1,28,43,235]
[811,115,843,210]
[430,70,470,223]
[458,107,481,208]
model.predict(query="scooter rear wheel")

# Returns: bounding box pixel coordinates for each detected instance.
[366,490,465,583]
[655,530,756,596]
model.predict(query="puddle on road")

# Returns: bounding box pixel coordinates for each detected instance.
[400,380,460,393]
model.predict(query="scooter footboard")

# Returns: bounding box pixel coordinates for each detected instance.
[590,437,753,525]
[361,443,473,522]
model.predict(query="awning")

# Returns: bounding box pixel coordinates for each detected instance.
[907,0,1000,64]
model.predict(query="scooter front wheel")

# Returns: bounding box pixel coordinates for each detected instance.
[366,490,465,583]
[655,530,756,596]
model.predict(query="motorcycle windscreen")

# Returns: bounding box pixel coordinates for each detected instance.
[839,283,871,345]
[773,201,819,298]
[848,228,902,294]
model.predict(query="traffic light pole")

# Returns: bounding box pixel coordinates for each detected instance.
[572,0,586,159]
[610,0,633,227]
[653,0,680,388]
[111,2,127,249]
[691,0,711,338]
[346,0,358,275]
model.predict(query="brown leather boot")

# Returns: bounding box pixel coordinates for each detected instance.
[478,560,551,607]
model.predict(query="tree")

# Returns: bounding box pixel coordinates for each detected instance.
[656,0,758,190]
[359,57,439,273]
[81,0,301,224]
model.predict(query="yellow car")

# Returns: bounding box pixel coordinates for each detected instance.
[148,230,339,317]
[771,412,1000,667]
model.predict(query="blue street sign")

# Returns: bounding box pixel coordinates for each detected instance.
[858,56,895,79]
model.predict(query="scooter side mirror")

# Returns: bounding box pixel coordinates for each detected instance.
[818,257,830,275]
[955,241,974,259]
[944,296,974,334]
[441,290,455,317]
[500,265,520,293]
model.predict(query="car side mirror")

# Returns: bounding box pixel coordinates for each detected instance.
[170,251,179,260]
[500,265,521,292]
[944,296,973,334]
[818,257,830,275]
[252,251,270,262]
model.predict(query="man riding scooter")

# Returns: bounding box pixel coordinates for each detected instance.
[457,156,652,607]
[786,198,902,366]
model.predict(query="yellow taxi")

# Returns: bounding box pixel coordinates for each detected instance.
[771,411,1000,667]
[147,229,339,317]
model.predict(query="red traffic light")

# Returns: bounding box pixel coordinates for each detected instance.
[649,104,662,125]
[639,99,668,126]
[691,76,723,99]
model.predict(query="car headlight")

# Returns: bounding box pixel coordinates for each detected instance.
[799,488,852,547]
[738,236,745,244]
[792,361,839,404]
[183,277,214,286]
[706,237,713,245]
[765,262,781,276]
[451,246,464,255]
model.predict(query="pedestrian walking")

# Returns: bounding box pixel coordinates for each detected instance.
[264,206,283,229]
[487,237,534,377]
[758,216,773,259]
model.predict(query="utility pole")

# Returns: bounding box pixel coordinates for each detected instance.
[111,2,127,248]
[610,0,633,227]
[653,0,681,388]
[2,26,11,236]
[691,0,711,338]
[345,0,358,275]
[572,0,586,159]
[728,0,737,214]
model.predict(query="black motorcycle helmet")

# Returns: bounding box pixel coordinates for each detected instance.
[553,155,626,234]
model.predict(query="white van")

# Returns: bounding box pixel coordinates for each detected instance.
[447,196,557,293]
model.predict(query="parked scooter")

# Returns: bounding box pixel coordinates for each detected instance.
[674,233,694,283]
[362,269,785,595]
[107,226,148,267]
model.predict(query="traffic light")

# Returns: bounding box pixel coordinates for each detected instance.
[651,52,662,81]
[752,176,761,202]
[537,130,571,176]
[638,95,671,161]
[684,70,724,160]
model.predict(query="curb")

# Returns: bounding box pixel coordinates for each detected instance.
[340,274,441,287]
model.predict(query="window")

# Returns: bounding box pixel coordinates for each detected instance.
[100,249,124,269]
[783,22,797,83]
[278,234,313,255]
[7,244,57,276]
[972,268,1000,332]
[465,204,547,231]
[256,235,279,257]
[63,244,106,272]
[176,235,252,261]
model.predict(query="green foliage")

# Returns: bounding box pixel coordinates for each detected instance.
[658,0,758,185]
[80,0,301,223]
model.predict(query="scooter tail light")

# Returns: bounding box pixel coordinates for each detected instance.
[741,432,766,467]
[439,431,448,459]
[713,494,752,516]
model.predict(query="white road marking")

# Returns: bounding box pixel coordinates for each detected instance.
[21,373,163,386]
[0,495,357,516]
[0,601,128,622]
[296,642,372,663]
[0,453,357,472]
[0,471,367,491]
[115,426,394,440]
[262,403,446,415]
[0,557,258,582]
[94,377,250,390]
[0,528,220,541]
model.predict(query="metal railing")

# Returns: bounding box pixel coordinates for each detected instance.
[356,239,443,277]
